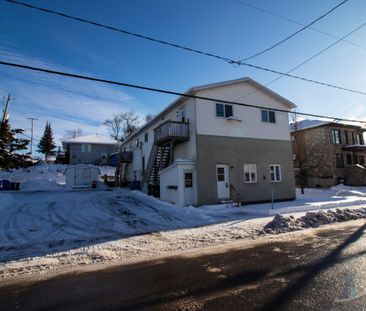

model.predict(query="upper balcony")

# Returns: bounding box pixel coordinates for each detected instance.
[154,121,189,145]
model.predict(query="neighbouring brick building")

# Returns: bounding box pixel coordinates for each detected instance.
[291,120,366,187]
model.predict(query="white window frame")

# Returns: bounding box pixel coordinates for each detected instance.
[216,103,233,118]
[244,164,257,183]
[270,164,281,182]
[261,110,276,123]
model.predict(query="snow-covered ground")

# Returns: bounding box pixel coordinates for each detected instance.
[1,164,366,280]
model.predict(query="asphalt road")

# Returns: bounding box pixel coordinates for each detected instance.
[1,220,366,311]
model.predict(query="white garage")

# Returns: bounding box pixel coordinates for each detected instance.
[65,165,101,189]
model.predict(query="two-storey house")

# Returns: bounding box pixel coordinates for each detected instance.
[119,77,296,206]
[62,134,118,165]
[291,119,366,187]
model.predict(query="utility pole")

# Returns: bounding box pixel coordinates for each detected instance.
[27,117,38,157]
[1,94,12,123]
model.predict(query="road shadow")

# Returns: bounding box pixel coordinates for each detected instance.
[0,222,365,310]
[258,222,366,311]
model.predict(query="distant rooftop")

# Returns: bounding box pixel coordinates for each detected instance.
[62,134,117,145]
[289,119,328,132]
[290,119,365,132]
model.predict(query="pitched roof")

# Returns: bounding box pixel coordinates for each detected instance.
[122,77,297,145]
[62,134,117,145]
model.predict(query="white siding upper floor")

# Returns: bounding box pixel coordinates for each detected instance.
[125,98,197,181]
[195,81,292,141]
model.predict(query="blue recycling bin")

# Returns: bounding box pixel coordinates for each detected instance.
[1,180,10,190]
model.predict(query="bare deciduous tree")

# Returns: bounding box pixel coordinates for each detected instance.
[63,128,83,139]
[104,111,141,141]
[103,114,124,141]
[144,114,154,124]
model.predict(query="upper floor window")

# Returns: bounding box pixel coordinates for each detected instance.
[144,132,148,142]
[356,134,363,145]
[261,110,276,123]
[345,130,349,144]
[244,164,257,183]
[81,144,92,152]
[216,103,233,118]
[351,132,356,144]
[331,129,341,144]
[270,164,281,182]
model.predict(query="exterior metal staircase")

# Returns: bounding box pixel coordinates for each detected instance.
[143,143,171,197]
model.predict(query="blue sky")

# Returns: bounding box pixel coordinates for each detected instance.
[1,0,366,148]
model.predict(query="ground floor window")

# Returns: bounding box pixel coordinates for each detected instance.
[335,154,344,168]
[244,164,257,183]
[270,164,281,182]
[360,155,365,165]
[346,154,352,165]
[185,172,193,187]
[81,144,92,152]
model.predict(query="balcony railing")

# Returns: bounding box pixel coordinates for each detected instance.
[154,121,189,145]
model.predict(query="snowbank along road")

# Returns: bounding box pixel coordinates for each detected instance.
[0,189,252,263]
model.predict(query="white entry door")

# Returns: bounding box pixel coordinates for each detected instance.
[216,164,230,199]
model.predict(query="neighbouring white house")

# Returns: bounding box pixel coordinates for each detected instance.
[65,164,101,189]
[62,134,119,165]
[118,77,297,206]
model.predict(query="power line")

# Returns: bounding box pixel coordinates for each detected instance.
[3,0,364,96]
[3,0,236,65]
[237,60,366,95]
[231,0,366,51]
[0,60,365,124]
[240,0,350,61]
[234,19,366,102]
[264,20,366,86]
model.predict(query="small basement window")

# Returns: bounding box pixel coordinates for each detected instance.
[216,103,233,118]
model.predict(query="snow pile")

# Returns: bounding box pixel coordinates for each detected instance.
[0,163,67,191]
[334,190,366,198]
[263,207,366,234]
[0,164,118,191]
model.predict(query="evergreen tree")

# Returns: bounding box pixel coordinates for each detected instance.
[37,122,56,162]
[0,119,31,170]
